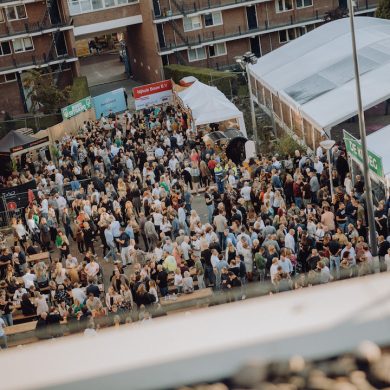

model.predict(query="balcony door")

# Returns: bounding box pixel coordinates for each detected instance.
[48,0,62,25]
[250,37,261,58]
[153,0,161,17]
[246,5,258,30]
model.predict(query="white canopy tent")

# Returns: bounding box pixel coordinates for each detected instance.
[177,80,247,137]
[249,17,390,132]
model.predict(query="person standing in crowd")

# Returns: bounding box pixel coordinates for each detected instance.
[0,103,387,342]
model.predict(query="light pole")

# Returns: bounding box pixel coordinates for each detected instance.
[347,0,377,256]
[320,139,336,198]
[235,52,258,149]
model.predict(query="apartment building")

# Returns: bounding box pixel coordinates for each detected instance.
[149,0,377,74]
[1,0,378,116]
[0,0,78,115]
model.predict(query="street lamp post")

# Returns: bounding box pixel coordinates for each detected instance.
[235,52,258,149]
[320,139,336,198]
[347,0,377,256]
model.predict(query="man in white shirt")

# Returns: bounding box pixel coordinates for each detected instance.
[22,268,37,289]
[313,157,324,176]
[169,156,179,172]
[56,194,67,215]
[240,182,252,202]
[85,258,100,281]
[316,145,324,159]
[181,236,191,261]
[40,196,49,218]
[72,283,87,304]
[154,146,164,159]
[284,229,296,253]
[13,285,27,302]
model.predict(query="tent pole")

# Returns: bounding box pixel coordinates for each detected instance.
[348,0,377,257]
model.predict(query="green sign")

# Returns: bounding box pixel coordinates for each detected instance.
[61,96,92,120]
[343,130,384,178]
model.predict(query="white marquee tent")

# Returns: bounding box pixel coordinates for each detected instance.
[249,17,390,133]
[177,80,247,137]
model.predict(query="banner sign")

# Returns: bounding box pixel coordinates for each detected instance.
[343,130,384,178]
[9,136,49,154]
[61,96,92,120]
[0,180,37,212]
[93,88,127,119]
[133,80,173,110]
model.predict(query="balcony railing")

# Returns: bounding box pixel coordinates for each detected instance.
[0,17,71,41]
[0,49,77,74]
[0,0,38,4]
[67,0,139,16]
[153,0,265,19]
[157,3,377,53]
[153,0,376,20]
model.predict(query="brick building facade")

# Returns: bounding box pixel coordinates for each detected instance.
[1,0,378,116]
[0,0,79,116]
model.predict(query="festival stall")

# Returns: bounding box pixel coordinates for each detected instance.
[0,130,49,159]
[175,80,247,137]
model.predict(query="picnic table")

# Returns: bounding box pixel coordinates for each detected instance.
[27,252,50,264]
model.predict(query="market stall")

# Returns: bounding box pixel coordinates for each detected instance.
[175,80,247,137]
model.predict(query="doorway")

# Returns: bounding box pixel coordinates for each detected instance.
[250,36,261,57]
[246,5,258,30]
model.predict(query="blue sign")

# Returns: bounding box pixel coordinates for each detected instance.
[93,88,127,119]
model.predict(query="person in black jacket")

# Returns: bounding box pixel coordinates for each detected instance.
[378,235,390,272]
[20,293,36,316]
[135,284,156,307]
[82,222,95,254]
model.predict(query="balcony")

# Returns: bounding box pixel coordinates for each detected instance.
[153,0,268,21]
[0,16,72,42]
[0,0,38,5]
[157,3,377,54]
[67,0,139,16]
[0,49,78,75]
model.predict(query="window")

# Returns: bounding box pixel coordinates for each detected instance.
[188,47,206,62]
[183,16,202,32]
[276,0,293,12]
[208,43,227,57]
[0,9,5,23]
[5,73,17,82]
[296,0,312,7]
[279,28,296,43]
[68,0,133,15]
[13,37,34,53]
[0,41,11,56]
[5,5,27,21]
[204,11,223,27]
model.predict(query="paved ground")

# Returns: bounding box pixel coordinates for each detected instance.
[80,52,127,87]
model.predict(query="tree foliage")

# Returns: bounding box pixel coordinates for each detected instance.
[376,0,390,19]
[23,70,71,114]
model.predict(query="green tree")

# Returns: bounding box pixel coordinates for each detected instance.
[376,0,390,19]
[23,70,71,114]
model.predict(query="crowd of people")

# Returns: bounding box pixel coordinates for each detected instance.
[0,103,390,349]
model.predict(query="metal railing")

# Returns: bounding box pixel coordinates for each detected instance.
[0,48,77,74]
[157,2,377,53]
[0,15,70,40]
[154,0,266,19]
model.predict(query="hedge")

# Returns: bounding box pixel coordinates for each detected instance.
[164,64,238,97]
[70,76,90,103]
